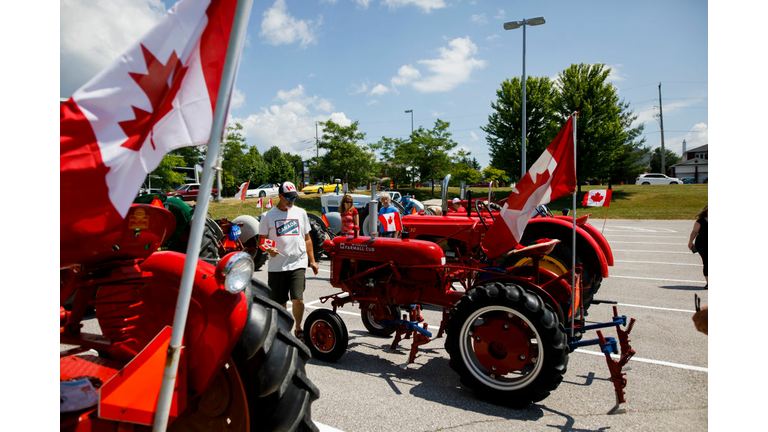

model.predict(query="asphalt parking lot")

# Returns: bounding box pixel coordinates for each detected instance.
[254,219,709,432]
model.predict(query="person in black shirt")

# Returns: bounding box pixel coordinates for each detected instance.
[687,205,708,288]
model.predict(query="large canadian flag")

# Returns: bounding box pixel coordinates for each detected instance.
[60,0,237,241]
[234,181,249,201]
[482,115,577,259]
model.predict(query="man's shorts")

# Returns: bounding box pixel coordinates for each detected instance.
[267,268,306,304]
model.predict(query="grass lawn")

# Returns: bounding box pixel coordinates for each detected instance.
[206,184,708,221]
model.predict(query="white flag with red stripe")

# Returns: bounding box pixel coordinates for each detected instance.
[267,198,274,208]
[378,212,403,232]
[582,189,612,207]
[234,181,249,201]
[482,115,577,259]
[60,0,238,241]
[256,197,263,208]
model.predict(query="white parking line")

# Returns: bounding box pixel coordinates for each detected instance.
[616,303,696,313]
[614,259,702,266]
[610,275,703,284]
[574,349,708,372]
[608,241,684,245]
[612,249,691,254]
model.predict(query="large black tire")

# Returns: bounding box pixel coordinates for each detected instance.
[307,214,328,262]
[232,279,320,432]
[303,309,349,362]
[445,282,569,407]
[168,217,223,262]
[360,303,400,337]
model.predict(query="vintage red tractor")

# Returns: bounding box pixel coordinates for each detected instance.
[60,201,319,431]
[306,224,635,410]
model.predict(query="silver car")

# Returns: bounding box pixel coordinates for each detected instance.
[635,173,683,185]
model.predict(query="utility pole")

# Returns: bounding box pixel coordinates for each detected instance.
[658,82,666,175]
[315,121,319,159]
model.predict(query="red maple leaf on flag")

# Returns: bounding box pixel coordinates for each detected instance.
[119,44,188,151]
[590,192,604,203]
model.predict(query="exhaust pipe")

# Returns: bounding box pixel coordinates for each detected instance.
[441,174,451,216]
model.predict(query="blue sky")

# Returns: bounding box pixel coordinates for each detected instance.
[60,0,708,171]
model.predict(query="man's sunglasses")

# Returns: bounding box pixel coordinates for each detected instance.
[284,196,297,201]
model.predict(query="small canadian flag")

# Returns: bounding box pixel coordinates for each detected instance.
[234,181,248,201]
[378,212,403,232]
[259,237,275,251]
[582,189,612,207]
[267,198,274,208]
[256,198,262,208]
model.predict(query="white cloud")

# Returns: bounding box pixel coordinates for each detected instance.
[352,0,374,8]
[367,99,380,106]
[60,0,166,96]
[370,84,390,96]
[381,0,447,13]
[470,131,479,141]
[231,88,246,109]
[260,0,320,48]
[412,37,487,93]
[675,123,708,154]
[494,10,506,20]
[231,85,348,158]
[391,64,422,88]
[607,64,627,82]
[486,34,501,42]
[350,81,370,95]
[470,14,488,25]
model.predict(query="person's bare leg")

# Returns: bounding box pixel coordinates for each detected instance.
[291,299,305,332]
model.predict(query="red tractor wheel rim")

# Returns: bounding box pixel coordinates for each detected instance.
[309,320,336,353]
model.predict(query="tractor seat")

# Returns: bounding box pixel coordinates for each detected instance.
[504,239,560,259]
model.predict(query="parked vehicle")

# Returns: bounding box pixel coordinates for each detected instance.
[60,201,319,431]
[309,214,635,410]
[165,183,218,201]
[302,182,339,194]
[246,182,280,198]
[469,181,491,188]
[635,173,682,185]
[680,177,696,184]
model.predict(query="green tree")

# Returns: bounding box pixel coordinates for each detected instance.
[482,76,558,181]
[482,166,507,187]
[316,120,375,186]
[551,63,645,183]
[411,119,458,196]
[221,123,249,195]
[149,154,187,191]
[171,145,206,168]
[649,147,681,176]
[369,136,419,188]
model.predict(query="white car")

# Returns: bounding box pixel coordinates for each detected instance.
[246,183,280,198]
[635,173,682,185]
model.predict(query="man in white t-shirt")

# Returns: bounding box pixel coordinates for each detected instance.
[257,181,319,342]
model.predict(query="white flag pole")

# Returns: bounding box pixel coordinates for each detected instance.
[570,112,578,338]
[153,1,254,430]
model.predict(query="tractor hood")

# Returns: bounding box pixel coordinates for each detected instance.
[326,235,445,266]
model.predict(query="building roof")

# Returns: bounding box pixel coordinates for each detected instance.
[686,144,708,154]
[671,158,708,167]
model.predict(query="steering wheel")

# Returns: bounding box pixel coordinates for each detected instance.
[533,205,554,218]
[475,200,495,230]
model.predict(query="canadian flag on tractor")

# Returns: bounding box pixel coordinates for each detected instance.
[60,0,239,242]
[378,211,403,232]
[582,189,612,207]
[482,115,577,259]
[234,181,249,201]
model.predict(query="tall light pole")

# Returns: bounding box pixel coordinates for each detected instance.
[404,109,413,135]
[504,16,545,178]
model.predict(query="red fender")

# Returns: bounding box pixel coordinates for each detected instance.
[527,218,609,278]
[556,216,614,266]
[95,251,248,395]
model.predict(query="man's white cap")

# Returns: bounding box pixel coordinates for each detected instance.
[452,198,461,203]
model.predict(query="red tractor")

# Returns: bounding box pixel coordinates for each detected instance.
[60,201,319,431]
[306,227,635,409]
[397,179,613,310]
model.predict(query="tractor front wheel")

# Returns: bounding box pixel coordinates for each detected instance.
[304,309,348,362]
[361,303,400,337]
[445,282,569,407]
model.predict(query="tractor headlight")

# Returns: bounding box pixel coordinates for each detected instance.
[215,252,253,294]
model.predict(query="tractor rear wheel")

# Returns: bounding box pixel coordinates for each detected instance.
[230,279,320,431]
[360,303,400,337]
[445,281,569,407]
[303,309,349,362]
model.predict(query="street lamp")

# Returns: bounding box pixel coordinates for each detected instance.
[504,16,545,178]
[404,109,413,134]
